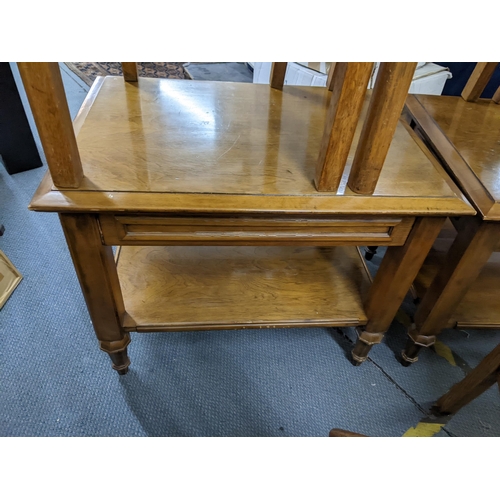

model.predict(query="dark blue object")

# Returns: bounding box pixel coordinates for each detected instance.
[434,62,500,98]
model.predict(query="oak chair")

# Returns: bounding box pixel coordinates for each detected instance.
[19,62,473,374]
[403,62,500,364]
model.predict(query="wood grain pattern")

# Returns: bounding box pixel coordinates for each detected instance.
[461,62,498,102]
[18,62,83,188]
[270,62,287,90]
[414,217,500,335]
[59,213,131,341]
[364,216,446,333]
[414,221,500,328]
[121,62,138,82]
[99,213,414,246]
[407,94,500,220]
[435,342,500,415]
[348,63,417,194]
[30,170,474,216]
[315,62,373,192]
[68,78,470,203]
[116,245,371,331]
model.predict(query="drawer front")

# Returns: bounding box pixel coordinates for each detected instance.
[99,214,415,246]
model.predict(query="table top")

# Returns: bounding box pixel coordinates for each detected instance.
[409,94,500,220]
[30,77,473,217]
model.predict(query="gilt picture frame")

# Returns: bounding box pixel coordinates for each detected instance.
[0,250,22,309]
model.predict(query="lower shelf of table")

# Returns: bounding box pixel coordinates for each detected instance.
[116,245,372,332]
[414,235,500,329]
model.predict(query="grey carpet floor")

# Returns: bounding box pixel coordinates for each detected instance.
[0,63,498,436]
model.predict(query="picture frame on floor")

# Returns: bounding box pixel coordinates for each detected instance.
[0,250,22,309]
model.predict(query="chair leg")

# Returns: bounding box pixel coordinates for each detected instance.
[59,213,133,374]
[352,217,445,364]
[432,343,500,415]
[403,218,500,365]
[365,246,378,261]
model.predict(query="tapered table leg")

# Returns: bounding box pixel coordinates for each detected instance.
[352,217,445,364]
[403,217,500,365]
[59,213,132,374]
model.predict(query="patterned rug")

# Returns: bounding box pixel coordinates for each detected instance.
[64,62,190,87]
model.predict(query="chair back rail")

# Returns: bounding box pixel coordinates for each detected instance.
[461,62,499,102]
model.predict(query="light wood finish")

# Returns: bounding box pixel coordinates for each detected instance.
[270,62,287,90]
[326,63,337,91]
[23,64,476,372]
[121,62,138,82]
[315,62,373,192]
[414,221,500,329]
[366,217,446,333]
[116,245,371,332]
[434,342,500,415]
[27,78,472,217]
[0,250,23,309]
[99,213,415,246]
[73,76,106,136]
[404,65,500,365]
[414,218,500,335]
[493,86,500,104]
[348,63,417,195]
[461,62,498,102]
[351,217,446,363]
[18,62,83,188]
[403,217,500,363]
[407,94,500,220]
[59,213,132,373]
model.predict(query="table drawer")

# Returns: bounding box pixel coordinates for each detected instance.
[99,214,415,246]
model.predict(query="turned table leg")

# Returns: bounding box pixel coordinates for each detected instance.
[59,213,132,374]
[402,217,500,365]
[352,217,445,364]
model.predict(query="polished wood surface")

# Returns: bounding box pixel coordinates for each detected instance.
[21,64,477,372]
[365,217,445,333]
[116,245,371,331]
[348,63,417,195]
[414,221,500,329]
[315,62,373,192]
[31,77,473,217]
[59,214,132,373]
[410,94,500,219]
[461,62,498,102]
[121,62,138,82]
[414,218,500,334]
[18,62,83,188]
[270,62,287,90]
[99,213,415,246]
[59,214,130,341]
[434,342,500,415]
[352,217,446,363]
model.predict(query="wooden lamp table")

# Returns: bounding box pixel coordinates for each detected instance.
[22,65,473,374]
[404,68,500,363]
